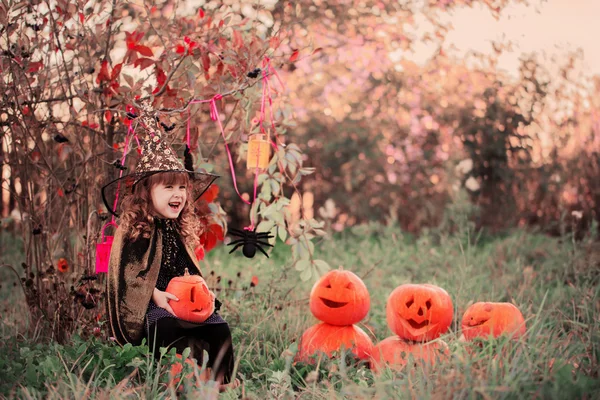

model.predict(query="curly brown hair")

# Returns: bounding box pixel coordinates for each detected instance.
[119,171,206,248]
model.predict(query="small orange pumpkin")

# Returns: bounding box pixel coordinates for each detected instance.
[166,268,215,323]
[461,302,526,341]
[296,323,374,364]
[386,284,453,342]
[370,336,449,372]
[309,268,370,326]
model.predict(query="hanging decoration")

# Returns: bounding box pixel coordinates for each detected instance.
[99,56,286,267]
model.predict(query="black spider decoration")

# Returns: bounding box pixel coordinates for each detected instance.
[227,227,274,258]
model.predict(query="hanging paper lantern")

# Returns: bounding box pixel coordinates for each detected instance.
[386,283,453,342]
[461,302,526,341]
[370,336,449,372]
[296,323,374,364]
[165,269,215,323]
[246,133,270,169]
[309,268,370,326]
[95,222,117,273]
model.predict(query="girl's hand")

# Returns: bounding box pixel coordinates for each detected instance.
[152,288,178,316]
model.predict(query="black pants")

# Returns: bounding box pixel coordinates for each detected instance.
[147,318,234,384]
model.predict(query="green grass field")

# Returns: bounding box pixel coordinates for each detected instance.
[1,224,599,399]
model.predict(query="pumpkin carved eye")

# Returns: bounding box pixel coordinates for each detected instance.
[425,300,432,309]
[346,282,354,290]
[406,297,414,308]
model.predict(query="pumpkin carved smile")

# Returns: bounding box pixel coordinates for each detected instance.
[320,298,348,308]
[405,318,430,330]
[466,317,490,327]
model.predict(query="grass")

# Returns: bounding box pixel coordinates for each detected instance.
[0,223,599,399]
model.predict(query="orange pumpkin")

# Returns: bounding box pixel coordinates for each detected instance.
[461,302,526,341]
[370,336,449,372]
[309,268,370,326]
[386,284,453,342]
[296,323,374,364]
[166,268,215,323]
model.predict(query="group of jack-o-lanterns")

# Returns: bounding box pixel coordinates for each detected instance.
[164,267,526,372]
[296,268,526,371]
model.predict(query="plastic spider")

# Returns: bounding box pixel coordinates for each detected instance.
[227,227,274,258]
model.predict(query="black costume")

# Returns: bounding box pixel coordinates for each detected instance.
[145,218,234,384]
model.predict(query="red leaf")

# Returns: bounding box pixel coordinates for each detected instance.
[110,62,122,81]
[194,245,205,261]
[133,57,155,71]
[201,53,210,72]
[57,188,64,197]
[200,184,219,203]
[96,60,110,83]
[219,19,224,28]
[134,45,153,57]
[175,44,185,54]
[232,30,243,49]
[105,110,112,122]
[269,36,280,49]
[125,31,144,49]
[289,49,299,62]
[26,61,43,73]
[156,68,167,86]
[79,12,85,24]
[198,8,205,18]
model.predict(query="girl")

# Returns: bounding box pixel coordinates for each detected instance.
[103,132,238,389]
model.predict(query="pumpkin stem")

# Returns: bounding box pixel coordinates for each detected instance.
[184,268,189,276]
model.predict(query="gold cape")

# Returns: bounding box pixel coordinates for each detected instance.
[106,223,202,346]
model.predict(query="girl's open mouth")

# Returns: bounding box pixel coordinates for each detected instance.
[168,202,181,211]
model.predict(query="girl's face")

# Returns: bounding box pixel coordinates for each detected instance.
[150,181,188,219]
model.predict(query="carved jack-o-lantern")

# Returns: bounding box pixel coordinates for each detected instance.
[386,284,453,342]
[370,336,449,372]
[166,268,215,323]
[296,322,374,364]
[461,302,526,341]
[309,268,370,326]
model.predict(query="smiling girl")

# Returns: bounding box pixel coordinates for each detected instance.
[103,131,239,390]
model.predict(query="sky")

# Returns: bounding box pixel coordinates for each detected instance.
[411,0,600,80]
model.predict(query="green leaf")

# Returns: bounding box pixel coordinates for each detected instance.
[270,180,280,195]
[300,268,312,281]
[182,347,191,360]
[295,259,310,271]
[260,179,272,200]
[312,259,330,276]
[278,225,288,242]
[299,167,316,176]
[256,219,275,234]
